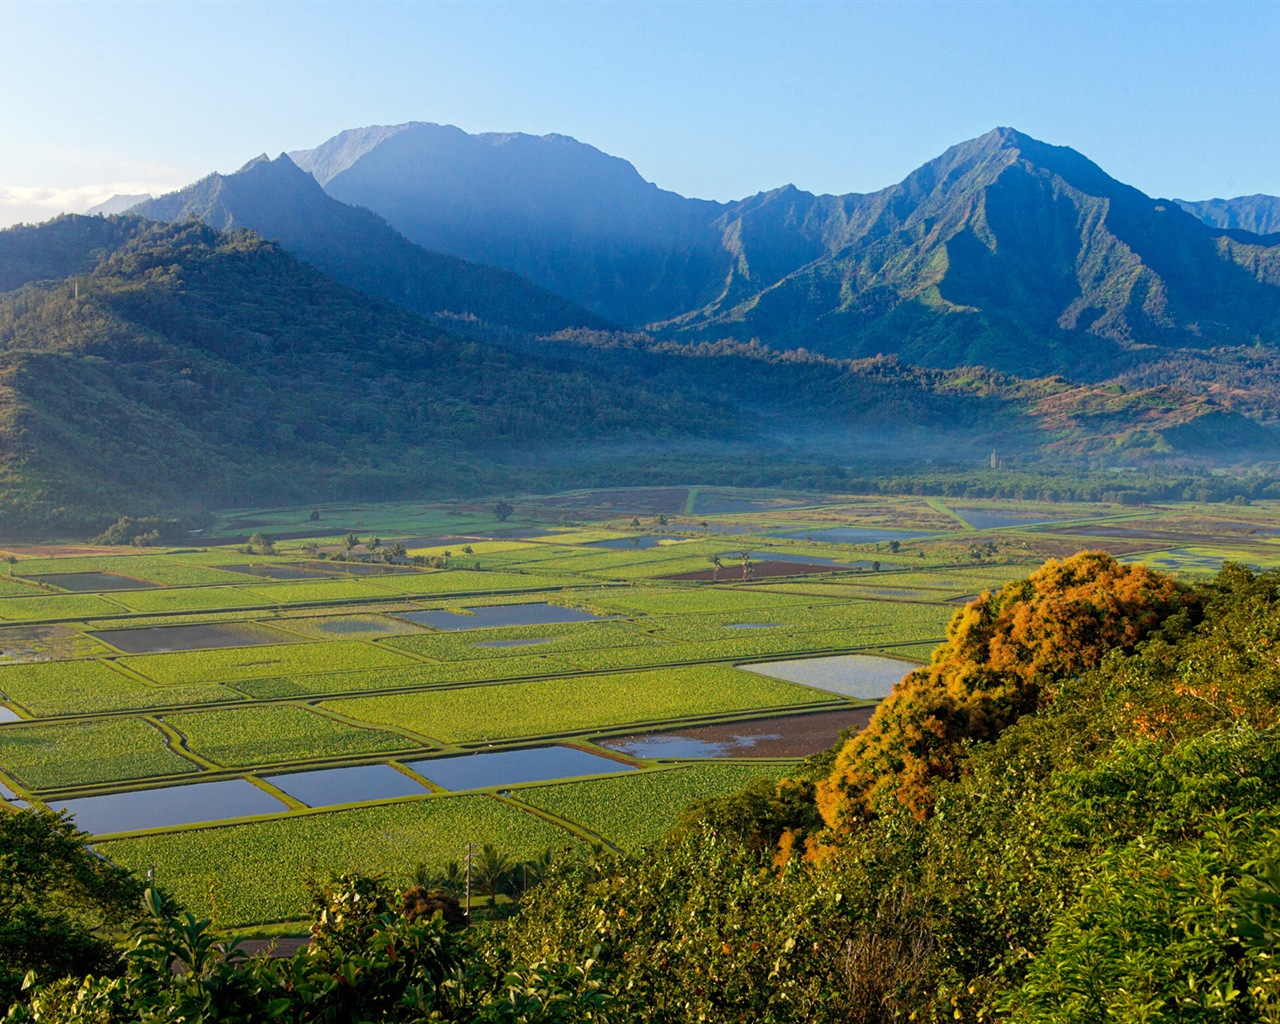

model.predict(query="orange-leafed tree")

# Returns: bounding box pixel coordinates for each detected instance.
[816,551,1196,829]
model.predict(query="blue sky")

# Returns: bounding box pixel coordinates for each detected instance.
[2,0,1278,226]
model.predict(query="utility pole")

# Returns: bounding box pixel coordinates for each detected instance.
[463,842,478,920]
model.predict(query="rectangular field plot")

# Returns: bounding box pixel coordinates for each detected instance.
[381,570,582,595]
[54,779,287,836]
[323,666,835,744]
[582,588,826,617]
[165,704,420,768]
[112,587,260,615]
[517,762,795,850]
[228,654,574,700]
[0,717,199,790]
[0,660,243,717]
[119,640,417,686]
[25,572,162,592]
[0,594,130,622]
[383,621,666,661]
[10,556,250,588]
[235,579,408,605]
[99,794,573,926]
[89,621,301,654]
[395,602,608,630]
[270,614,424,640]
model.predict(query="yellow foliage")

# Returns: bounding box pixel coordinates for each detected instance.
[816,551,1194,828]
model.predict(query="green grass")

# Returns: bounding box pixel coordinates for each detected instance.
[0,659,243,716]
[0,717,199,790]
[0,577,49,597]
[166,704,417,768]
[99,795,574,926]
[323,666,834,744]
[517,763,797,850]
[120,640,417,686]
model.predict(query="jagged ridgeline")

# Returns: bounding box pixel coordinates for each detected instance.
[289,124,1280,377]
[0,218,737,532]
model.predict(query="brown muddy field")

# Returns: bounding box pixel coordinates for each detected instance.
[600,706,876,759]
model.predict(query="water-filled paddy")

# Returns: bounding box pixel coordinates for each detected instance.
[214,564,334,581]
[951,508,1076,530]
[739,654,913,699]
[724,623,780,630]
[294,561,417,577]
[0,706,20,723]
[397,603,606,631]
[586,536,686,549]
[31,572,161,592]
[263,764,429,808]
[406,745,634,791]
[600,706,875,758]
[51,779,287,835]
[89,622,293,655]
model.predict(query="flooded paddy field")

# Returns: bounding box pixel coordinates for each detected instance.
[739,653,914,699]
[406,746,635,791]
[89,621,296,654]
[52,779,287,835]
[30,572,162,591]
[599,706,876,759]
[264,763,430,808]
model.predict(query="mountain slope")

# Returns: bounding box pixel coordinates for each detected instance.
[129,155,608,333]
[293,123,1280,379]
[290,122,731,325]
[0,219,731,531]
[1176,194,1280,235]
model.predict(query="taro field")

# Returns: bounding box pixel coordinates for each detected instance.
[3,487,1276,927]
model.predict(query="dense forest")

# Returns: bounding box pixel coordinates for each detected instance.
[5,552,1279,1021]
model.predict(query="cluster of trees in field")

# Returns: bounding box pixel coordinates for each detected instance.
[5,553,1280,1021]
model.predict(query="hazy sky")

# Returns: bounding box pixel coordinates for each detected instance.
[3,0,1278,227]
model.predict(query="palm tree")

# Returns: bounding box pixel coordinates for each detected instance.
[4,555,16,576]
[473,844,515,901]
[343,532,360,553]
[709,555,722,580]
[389,542,407,560]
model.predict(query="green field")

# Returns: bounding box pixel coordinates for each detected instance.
[99,795,573,926]
[0,717,198,790]
[323,666,835,744]
[3,489,1266,926]
[166,705,419,768]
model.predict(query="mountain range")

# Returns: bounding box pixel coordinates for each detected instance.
[5,124,1280,531]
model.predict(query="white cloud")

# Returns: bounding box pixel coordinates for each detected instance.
[0,182,183,229]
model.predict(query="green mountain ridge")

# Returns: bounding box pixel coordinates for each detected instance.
[290,123,1280,379]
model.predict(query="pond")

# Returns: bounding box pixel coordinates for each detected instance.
[263,764,429,808]
[50,779,287,835]
[723,623,780,630]
[89,622,289,655]
[771,527,935,544]
[29,572,162,592]
[405,746,635,791]
[397,603,607,631]
[739,654,914,699]
[585,536,686,549]
[0,705,22,724]
[599,707,876,759]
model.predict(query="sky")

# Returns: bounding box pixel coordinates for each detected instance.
[2,0,1278,228]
